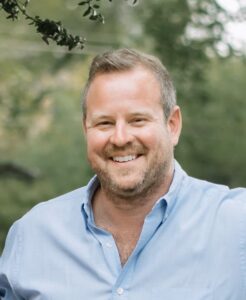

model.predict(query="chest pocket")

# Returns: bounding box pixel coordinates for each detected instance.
[150,287,213,300]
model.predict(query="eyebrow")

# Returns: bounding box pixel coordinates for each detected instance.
[90,110,154,120]
[89,114,113,121]
[129,112,153,118]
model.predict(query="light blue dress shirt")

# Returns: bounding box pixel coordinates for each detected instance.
[0,161,246,300]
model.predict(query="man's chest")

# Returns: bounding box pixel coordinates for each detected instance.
[97,223,142,266]
[16,226,244,300]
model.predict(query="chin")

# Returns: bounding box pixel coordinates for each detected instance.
[110,179,145,196]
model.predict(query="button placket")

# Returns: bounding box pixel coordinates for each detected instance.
[106,242,113,248]
[116,287,124,295]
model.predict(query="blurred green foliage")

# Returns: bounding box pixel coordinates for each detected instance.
[0,52,94,249]
[0,0,245,251]
[136,0,246,185]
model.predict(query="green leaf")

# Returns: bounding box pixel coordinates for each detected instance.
[89,15,97,20]
[83,6,91,17]
[78,1,88,5]
[42,36,49,45]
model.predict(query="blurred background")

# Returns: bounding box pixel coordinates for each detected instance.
[0,0,245,251]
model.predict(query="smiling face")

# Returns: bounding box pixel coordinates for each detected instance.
[84,66,181,199]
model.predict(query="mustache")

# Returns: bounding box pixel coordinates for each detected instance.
[104,143,146,157]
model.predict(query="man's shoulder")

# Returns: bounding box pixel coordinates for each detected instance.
[176,162,246,203]
[186,175,246,210]
[0,185,90,277]
[17,185,88,227]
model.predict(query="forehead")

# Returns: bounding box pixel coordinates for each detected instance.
[85,67,163,118]
[88,66,161,95]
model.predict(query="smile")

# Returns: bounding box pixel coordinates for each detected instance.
[112,155,137,163]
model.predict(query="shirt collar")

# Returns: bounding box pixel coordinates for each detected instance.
[161,160,187,219]
[144,160,186,222]
[82,160,186,222]
[82,175,100,221]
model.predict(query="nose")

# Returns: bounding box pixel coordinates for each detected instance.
[109,121,134,147]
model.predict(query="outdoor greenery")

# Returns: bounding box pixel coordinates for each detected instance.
[0,0,137,50]
[0,0,245,251]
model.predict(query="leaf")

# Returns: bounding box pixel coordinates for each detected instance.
[78,1,88,6]
[83,6,91,17]
[42,36,49,45]
[89,15,97,20]
[24,0,30,7]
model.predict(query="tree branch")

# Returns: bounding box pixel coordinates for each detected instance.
[0,162,40,182]
[0,0,138,51]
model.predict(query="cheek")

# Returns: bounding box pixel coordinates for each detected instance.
[86,131,109,154]
[148,134,172,160]
[139,127,167,149]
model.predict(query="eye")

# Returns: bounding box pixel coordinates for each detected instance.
[131,118,147,126]
[96,120,113,128]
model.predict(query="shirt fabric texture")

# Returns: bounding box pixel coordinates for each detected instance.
[0,161,246,300]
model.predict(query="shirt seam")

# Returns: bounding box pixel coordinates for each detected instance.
[11,222,23,295]
[239,199,246,297]
[165,170,187,218]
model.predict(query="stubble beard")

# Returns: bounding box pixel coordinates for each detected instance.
[90,150,174,206]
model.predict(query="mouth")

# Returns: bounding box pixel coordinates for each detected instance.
[111,154,139,163]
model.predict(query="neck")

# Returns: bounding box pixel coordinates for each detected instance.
[92,166,174,229]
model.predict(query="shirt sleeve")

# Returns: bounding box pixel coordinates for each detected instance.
[0,222,23,300]
[242,196,246,297]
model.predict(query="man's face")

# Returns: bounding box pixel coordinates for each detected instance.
[84,66,181,198]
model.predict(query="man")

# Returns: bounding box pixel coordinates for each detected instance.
[0,48,245,299]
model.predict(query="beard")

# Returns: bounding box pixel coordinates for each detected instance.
[89,143,174,202]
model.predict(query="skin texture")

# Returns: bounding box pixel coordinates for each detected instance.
[83,66,182,264]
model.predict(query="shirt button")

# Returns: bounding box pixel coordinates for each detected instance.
[116,287,124,295]
[106,242,113,248]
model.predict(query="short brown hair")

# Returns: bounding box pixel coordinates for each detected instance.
[82,48,176,120]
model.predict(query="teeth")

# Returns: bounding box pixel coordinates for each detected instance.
[112,155,137,162]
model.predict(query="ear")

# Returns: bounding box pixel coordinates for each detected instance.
[167,105,182,146]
